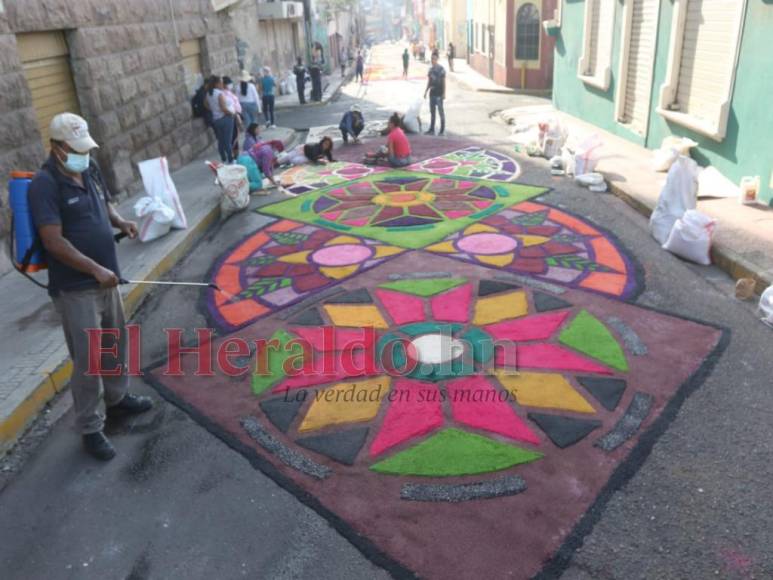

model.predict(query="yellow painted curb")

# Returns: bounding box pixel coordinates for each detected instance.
[0,202,221,453]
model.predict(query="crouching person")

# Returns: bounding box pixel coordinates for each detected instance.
[28,113,153,461]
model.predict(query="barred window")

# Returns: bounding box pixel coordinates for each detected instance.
[516,3,540,61]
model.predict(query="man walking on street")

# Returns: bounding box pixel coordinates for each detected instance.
[424,53,446,136]
[447,42,455,72]
[293,57,307,105]
[28,113,153,461]
[402,48,410,79]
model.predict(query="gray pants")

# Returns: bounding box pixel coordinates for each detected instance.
[53,287,129,434]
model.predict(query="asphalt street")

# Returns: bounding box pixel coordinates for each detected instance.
[0,44,771,580]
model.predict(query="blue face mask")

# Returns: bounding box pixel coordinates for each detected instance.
[64,152,90,174]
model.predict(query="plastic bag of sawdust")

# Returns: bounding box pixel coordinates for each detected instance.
[134,196,175,243]
[662,209,716,265]
[759,285,773,327]
[138,157,187,229]
[649,155,699,245]
[217,164,250,218]
[652,136,698,172]
[403,98,423,134]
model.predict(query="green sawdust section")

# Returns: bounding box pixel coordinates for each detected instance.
[559,310,629,372]
[370,428,543,476]
[252,329,305,395]
[258,170,548,249]
[378,278,466,297]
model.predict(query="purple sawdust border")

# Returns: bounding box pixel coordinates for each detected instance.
[141,308,729,580]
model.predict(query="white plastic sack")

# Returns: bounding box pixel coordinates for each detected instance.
[649,155,699,245]
[403,98,423,134]
[759,285,773,327]
[662,210,715,265]
[134,197,175,243]
[217,164,250,218]
[138,157,187,229]
[574,134,603,176]
[661,136,698,156]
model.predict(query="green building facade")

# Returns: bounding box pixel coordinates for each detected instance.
[552,0,773,205]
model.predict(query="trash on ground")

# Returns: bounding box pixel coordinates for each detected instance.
[735,278,757,301]
[697,166,740,199]
[589,182,608,193]
[216,164,250,218]
[649,155,699,245]
[575,173,605,187]
[739,175,761,206]
[759,285,773,328]
[134,196,175,242]
[138,157,187,229]
[662,209,715,265]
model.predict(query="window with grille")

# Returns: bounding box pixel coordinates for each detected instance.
[516,3,540,61]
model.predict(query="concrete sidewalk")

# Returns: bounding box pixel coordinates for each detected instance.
[499,104,773,295]
[0,127,295,455]
[274,73,347,111]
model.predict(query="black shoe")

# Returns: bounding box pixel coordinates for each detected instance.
[424,129,435,135]
[83,432,116,461]
[107,394,154,417]
[438,131,445,136]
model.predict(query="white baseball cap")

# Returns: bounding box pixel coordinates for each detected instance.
[49,113,99,152]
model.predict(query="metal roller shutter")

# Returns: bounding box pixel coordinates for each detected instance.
[180,39,203,93]
[675,0,738,124]
[621,0,658,133]
[17,32,81,146]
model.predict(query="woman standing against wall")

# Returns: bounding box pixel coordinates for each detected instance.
[238,71,261,128]
[205,76,236,163]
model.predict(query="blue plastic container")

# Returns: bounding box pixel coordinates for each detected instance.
[9,171,46,272]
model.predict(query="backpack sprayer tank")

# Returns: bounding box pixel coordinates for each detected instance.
[9,171,47,273]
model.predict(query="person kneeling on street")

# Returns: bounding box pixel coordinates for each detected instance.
[279,137,336,166]
[28,113,153,462]
[339,105,365,144]
[363,112,412,167]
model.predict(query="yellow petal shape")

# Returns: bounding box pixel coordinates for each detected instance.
[320,265,360,280]
[463,223,498,235]
[425,241,457,254]
[373,245,404,259]
[476,253,515,267]
[494,371,596,414]
[327,235,362,246]
[299,376,392,432]
[278,250,312,264]
[517,235,550,247]
[324,304,389,328]
[473,290,528,324]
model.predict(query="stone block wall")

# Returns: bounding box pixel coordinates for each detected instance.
[0,0,241,274]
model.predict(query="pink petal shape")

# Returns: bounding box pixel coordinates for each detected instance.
[343,218,370,227]
[473,200,492,209]
[485,311,570,342]
[272,349,379,392]
[496,343,614,375]
[446,376,540,445]
[369,379,443,457]
[445,210,473,219]
[376,289,426,325]
[430,283,472,322]
[322,211,342,221]
[291,327,377,352]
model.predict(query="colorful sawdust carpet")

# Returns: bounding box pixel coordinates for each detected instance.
[148,254,725,580]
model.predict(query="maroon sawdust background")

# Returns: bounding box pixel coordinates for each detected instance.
[147,254,723,580]
[332,134,471,165]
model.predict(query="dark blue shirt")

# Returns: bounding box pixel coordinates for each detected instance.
[28,156,120,296]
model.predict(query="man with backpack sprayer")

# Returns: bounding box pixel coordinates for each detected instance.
[28,113,154,461]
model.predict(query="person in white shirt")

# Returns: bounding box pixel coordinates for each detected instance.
[222,76,243,158]
[237,70,261,128]
[204,76,236,163]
